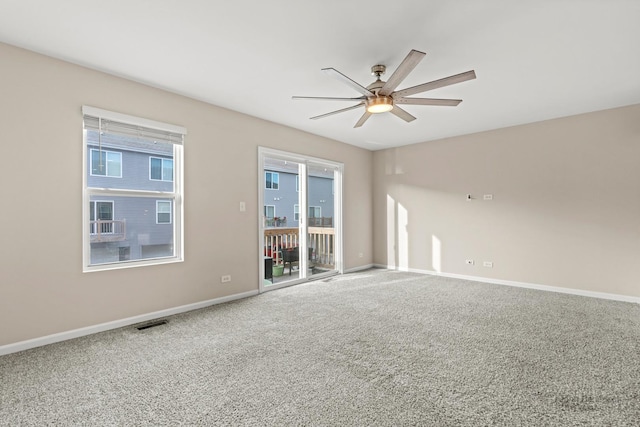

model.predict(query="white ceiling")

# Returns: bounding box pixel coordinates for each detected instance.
[1,0,639,151]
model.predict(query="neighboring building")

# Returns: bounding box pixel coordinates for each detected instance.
[263,166,334,228]
[87,131,175,265]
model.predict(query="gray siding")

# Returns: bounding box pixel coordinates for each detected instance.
[264,169,334,227]
[89,195,174,264]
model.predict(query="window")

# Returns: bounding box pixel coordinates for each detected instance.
[157,200,172,224]
[309,206,321,218]
[296,175,299,192]
[83,106,186,271]
[264,205,275,218]
[294,204,299,221]
[91,149,122,177]
[150,157,173,181]
[89,201,114,234]
[264,205,276,227]
[265,171,279,189]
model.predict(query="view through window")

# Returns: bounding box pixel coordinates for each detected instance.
[83,107,185,271]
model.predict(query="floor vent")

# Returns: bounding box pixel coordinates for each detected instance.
[135,320,168,331]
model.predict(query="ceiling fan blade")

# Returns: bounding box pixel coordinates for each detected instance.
[293,96,367,102]
[354,111,372,128]
[394,97,462,106]
[378,49,426,96]
[393,70,476,98]
[390,106,417,123]
[310,102,364,120]
[322,68,375,97]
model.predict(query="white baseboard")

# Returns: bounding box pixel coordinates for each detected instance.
[344,263,375,274]
[5,269,636,356]
[380,265,640,304]
[0,290,259,356]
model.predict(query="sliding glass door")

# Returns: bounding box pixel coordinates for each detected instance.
[306,161,337,280]
[259,148,342,291]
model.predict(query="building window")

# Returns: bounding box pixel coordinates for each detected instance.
[90,149,122,177]
[309,206,321,218]
[83,106,186,271]
[150,157,174,181]
[296,175,299,192]
[157,200,172,224]
[294,204,299,221]
[264,205,275,218]
[264,205,276,227]
[89,201,114,234]
[265,172,279,190]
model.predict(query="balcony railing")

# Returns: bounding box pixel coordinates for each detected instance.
[265,217,333,228]
[90,220,126,242]
[264,226,335,267]
[308,217,333,227]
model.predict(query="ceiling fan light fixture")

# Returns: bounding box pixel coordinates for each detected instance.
[366,96,394,114]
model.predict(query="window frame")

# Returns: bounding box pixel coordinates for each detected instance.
[82,106,185,272]
[294,204,299,221]
[149,156,174,182]
[156,200,172,224]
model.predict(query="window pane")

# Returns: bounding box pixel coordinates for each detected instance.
[163,159,173,182]
[150,158,162,180]
[91,150,105,176]
[157,200,172,224]
[96,202,113,220]
[272,173,279,190]
[266,172,272,189]
[88,195,175,265]
[106,152,121,177]
[86,130,173,191]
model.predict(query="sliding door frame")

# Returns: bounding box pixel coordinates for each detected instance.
[258,147,343,293]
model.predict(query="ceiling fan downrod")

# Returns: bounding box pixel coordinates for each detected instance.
[366,64,393,113]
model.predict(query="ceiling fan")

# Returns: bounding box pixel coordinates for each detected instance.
[293,49,476,128]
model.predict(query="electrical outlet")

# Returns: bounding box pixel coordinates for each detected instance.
[358,252,363,258]
[465,259,475,265]
[483,261,493,268]
[221,275,231,283]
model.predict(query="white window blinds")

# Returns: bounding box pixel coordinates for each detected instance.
[82,106,186,144]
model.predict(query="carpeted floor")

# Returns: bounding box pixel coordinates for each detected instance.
[1,269,639,426]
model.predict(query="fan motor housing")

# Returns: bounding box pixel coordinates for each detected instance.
[366,96,394,113]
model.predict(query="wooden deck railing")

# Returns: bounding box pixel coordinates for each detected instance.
[264,225,335,267]
[90,220,126,242]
